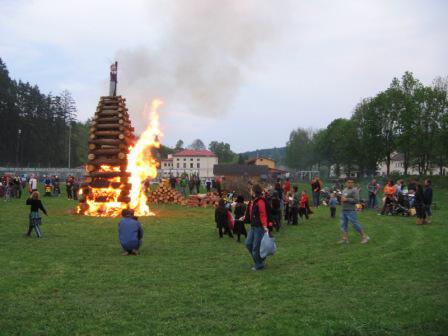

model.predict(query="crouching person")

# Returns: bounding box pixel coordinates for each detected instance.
[245,184,269,271]
[118,209,143,256]
[25,191,47,238]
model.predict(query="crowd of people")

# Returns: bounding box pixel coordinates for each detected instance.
[367,178,433,224]
[213,178,371,270]
[0,173,81,238]
[167,174,222,196]
[13,171,435,271]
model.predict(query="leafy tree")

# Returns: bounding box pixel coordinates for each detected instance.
[209,141,236,163]
[285,128,314,170]
[188,139,206,150]
[174,139,184,151]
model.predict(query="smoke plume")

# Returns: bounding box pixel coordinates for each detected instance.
[116,1,287,129]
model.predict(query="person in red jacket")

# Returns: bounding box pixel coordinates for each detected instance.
[283,178,291,196]
[245,184,268,271]
[298,191,309,220]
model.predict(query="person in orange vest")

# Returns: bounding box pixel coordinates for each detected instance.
[380,180,396,215]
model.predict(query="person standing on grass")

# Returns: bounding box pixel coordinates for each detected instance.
[215,198,233,238]
[311,176,322,208]
[298,191,310,220]
[270,191,281,232]
[329,192,338,218]
[291,186,299,225]
[25,191,47,238]
[367,178,380,209]
[245,184,269,271]
[339,179,369,244]
[283,178,291,198]
[179,176,187,197]
[195,175,201,194]
[380,180,396,215]
[29,174,38,194]
[188,176,195,195]
[414,183,427,225]
[118,209,144,255]
[66,175,74,200]
[233,195,247,242]
[205,177,212,193]
[423,179,433,224]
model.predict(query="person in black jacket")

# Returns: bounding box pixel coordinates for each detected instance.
[270,191,281,232]
[25,191,48,238]
[414,183,426,225]
[424,179,433,224]
[215,199,233,238]
[233,195,247,242]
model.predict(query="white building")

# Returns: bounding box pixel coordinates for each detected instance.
[159,149,218,178]
[377,152,447,176]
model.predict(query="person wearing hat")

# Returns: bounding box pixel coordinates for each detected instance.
[118,209,144,255]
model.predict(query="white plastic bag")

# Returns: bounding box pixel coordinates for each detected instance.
[260,232,277,258]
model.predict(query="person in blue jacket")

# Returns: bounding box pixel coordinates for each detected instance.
[118,209,144,256]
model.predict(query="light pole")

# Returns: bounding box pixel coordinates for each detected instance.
[68,123,72,169]
[16,129,22,166]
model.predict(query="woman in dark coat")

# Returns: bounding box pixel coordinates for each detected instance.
[233,195,247,242]
[215,199,233,238]
[414,183,426,225]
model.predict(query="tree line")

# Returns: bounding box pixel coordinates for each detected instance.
[0,58,88,167]
[286,72,448,177]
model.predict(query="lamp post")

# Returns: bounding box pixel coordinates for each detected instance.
[16,129,22,167]
[68,123,72,169]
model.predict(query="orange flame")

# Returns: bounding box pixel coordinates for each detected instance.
[127,99,162,216]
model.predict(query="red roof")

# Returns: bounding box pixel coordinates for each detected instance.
[173,149,217,157]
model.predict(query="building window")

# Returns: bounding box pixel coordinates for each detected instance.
[183,163,186,168]
[177,163,180,168]
[190,163,193,168]
[197,163,200,168]
[190,158,193,161]
[177,158,180,161]
[183,158,186,161]
[197,158,200,161]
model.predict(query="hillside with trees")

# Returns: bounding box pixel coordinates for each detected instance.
[0,58,89,167]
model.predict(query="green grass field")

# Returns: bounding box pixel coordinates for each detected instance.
[1,187,447,335]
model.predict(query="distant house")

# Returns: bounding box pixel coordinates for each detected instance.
[159,150,218,178]
[378,152,447,176]
[246,157,276,169]
[329,152,447,178]
[213,164,269,179]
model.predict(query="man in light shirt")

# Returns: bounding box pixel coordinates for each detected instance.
[29,175,38,193]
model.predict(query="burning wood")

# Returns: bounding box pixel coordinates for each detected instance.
[77,63,162,217]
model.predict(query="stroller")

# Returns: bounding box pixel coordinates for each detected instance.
[383,194,412,216]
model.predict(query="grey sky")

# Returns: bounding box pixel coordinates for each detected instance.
[1,0,447,152]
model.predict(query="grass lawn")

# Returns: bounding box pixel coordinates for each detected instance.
[0,186,447,335]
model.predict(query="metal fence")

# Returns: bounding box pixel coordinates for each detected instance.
[0,167,85,179]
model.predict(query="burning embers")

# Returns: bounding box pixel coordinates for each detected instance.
[77,96,162,217]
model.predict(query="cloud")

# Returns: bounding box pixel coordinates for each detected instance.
[1,0,447,152]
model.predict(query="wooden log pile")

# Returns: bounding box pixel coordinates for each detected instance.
[146,183,185,205]
[186,192,221,208]
[78,96,136,209]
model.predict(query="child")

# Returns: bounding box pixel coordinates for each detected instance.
[291,186,300,225]
[25,191,48,238]
[329,192,338,218]
[233,195,247,242]
[299,191,309,220]
[215,199,233,238]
